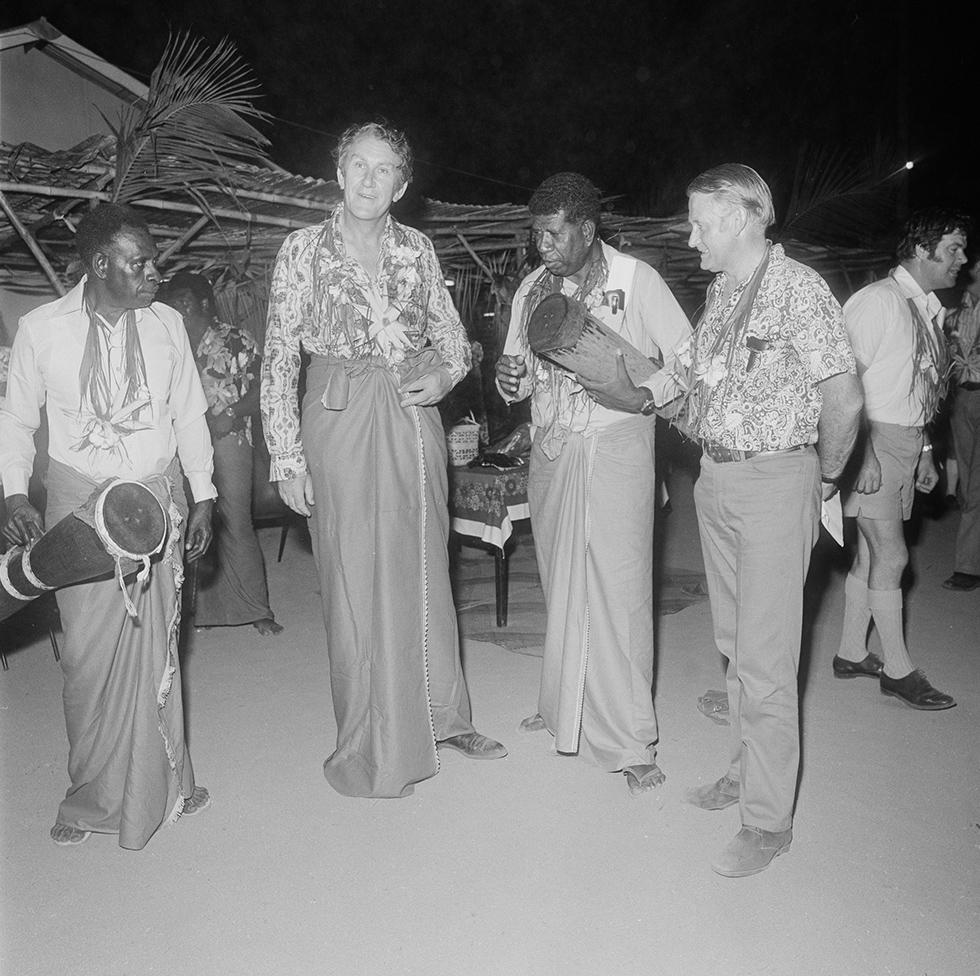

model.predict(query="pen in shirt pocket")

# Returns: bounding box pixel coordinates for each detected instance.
[745,335,770,372]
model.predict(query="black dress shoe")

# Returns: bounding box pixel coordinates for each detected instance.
[832,653,884,678]
[880,669,956,710]
[943,572,980,591]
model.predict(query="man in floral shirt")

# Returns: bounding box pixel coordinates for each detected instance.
[261,122,505,800]
[684,165,862,877]
[158,272,281,636]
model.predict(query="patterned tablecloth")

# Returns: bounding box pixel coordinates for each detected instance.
[448,463,530,551]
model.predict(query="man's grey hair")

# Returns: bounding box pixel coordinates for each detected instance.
[333,121,413,186]
[686,164,775,230]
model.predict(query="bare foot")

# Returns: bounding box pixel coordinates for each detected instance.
[253,618,283,636]
[182,786,211,816]
[623,763,666,796]
[50,823,91,845]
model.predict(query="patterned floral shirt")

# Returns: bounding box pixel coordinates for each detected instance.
[195,321,259,446]
[261,206,470,481]
[690,244,855,451]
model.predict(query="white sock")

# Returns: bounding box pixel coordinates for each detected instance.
[868,588,914,678]
[837,573,871,662]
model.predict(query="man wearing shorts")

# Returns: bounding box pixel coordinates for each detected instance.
[835,208,971,710]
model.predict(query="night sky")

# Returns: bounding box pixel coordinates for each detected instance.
[4,0,975,227]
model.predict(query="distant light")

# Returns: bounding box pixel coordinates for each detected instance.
[444,278,456,287]
[905,161,914,170]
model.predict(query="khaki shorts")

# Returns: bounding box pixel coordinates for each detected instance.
[842,422,923,521]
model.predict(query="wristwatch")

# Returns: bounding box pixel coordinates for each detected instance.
[638,392,657,416]
[224,406,236,419]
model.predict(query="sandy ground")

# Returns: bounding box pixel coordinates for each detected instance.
[1,465,978,976]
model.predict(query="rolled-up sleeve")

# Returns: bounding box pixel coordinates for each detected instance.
[495,278,536,405]
[170,325,216,502]
[629,265,692,407]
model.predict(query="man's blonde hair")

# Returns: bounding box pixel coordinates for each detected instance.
[686,164,775,230]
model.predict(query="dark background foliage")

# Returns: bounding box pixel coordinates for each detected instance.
[3,0,974,225]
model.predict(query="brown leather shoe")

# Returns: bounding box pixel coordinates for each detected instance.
[880,670,956,710]
[686,774,739,810]
[711,826,792,878]
[438,732,508,760]
[832,652,884,678]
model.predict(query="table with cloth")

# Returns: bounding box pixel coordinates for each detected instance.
[448,462,529,627]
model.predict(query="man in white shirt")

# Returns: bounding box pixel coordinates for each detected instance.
[835,208,971,710]
[0,203,216,848]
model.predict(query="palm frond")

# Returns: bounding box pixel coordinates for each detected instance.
[107,32,271,202]
[780,141,902,248]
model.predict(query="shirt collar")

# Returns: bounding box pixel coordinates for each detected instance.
[891,264,942,319]
[49,276,156,326]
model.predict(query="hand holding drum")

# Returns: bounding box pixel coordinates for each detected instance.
[527,293,659,387]
[0,480,168,624]
[495,353,526,397]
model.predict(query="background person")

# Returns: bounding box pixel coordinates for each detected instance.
[943,253,980,590]
[835,208,970,707]
[158,272,282,636]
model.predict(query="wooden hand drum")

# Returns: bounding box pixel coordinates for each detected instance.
[0,480,168,624]
[527,293,660,386]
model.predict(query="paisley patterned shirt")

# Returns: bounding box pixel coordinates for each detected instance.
[690,244,855,451]
[261,206,470,481]
[195,321,259,446]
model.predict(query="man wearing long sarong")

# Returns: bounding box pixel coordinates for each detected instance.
[262,122,506,800]
[683,165,862,876]
[0,204,215,849]
[158,272,281,636]
[496,173,691,796]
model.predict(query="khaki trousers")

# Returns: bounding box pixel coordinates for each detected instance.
[694,447,820,832]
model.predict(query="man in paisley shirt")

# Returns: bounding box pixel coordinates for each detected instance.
[835,210,970,708]
[159,273,281,636]
[496,172,691,797]
[684,165,862,877]
[261,122,505,799]
[0,204,214,848]
[942,253,980,591]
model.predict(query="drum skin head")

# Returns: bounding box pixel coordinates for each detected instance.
[101,482,168,557]
[527,294,586,355]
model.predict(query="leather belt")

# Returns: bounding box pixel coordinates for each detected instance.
[959,381,980,392]
[700,441,807,464]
